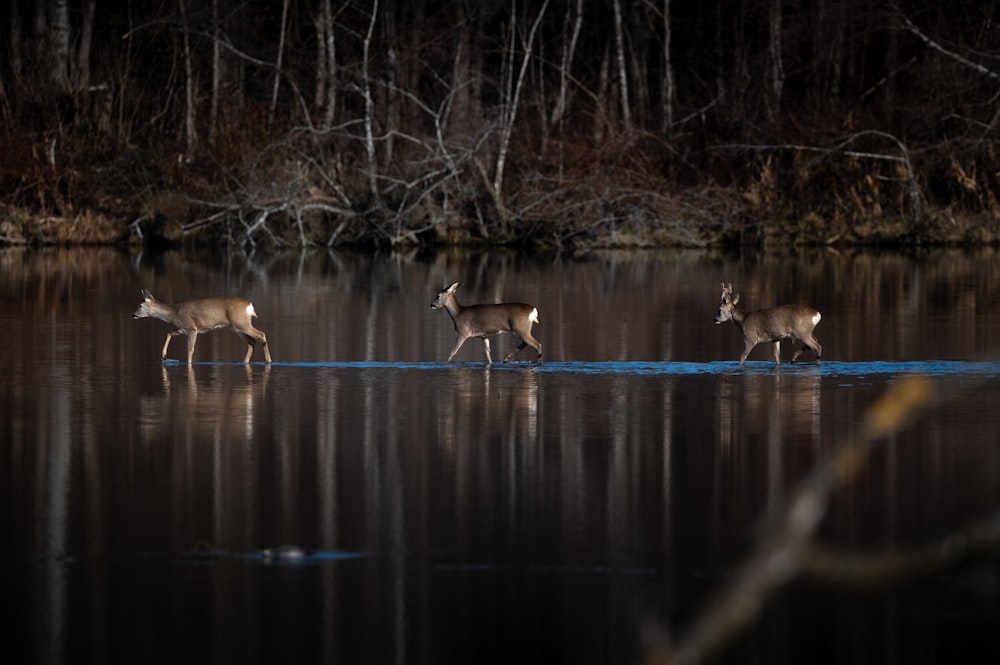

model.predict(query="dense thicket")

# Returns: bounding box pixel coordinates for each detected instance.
[1,0,999,249]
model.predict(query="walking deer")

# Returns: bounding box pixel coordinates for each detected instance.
[431,282,542,364]
[715,283,822,365]
[133,289,272,364]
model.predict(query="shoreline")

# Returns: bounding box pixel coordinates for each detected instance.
[2,204,997,251]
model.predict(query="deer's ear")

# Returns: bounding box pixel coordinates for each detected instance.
[447,282,461,293]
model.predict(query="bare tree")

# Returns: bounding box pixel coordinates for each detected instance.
[209,0,220,142]
[76,0,97,96]
[767,0,784,120]
[313,0,340,130]
[611,0,632,133]
[269,0,291,126]
[178,0,198,153]
[449,2,482,140]
[491,0,551,221]
[550,0,583,129]
[48,0,71,91]
[662,0,675,135]
[9,2,23,85]
[362,0,382,207]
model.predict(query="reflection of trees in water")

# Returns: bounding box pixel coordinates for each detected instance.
[717,372,822,522]
[650,372,1000,665]
[139,364,271,550]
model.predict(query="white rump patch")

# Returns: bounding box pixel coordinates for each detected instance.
[247,303,257,318]
[529,308,540,324]
[812,312,822,325]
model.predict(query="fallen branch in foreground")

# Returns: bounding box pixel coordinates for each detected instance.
[646,371,1000,665]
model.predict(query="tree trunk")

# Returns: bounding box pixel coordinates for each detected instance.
[9,1,22,83]
[492,0,550,220]
[313,0,338,130]
[611,0,632,133]
[767,0,784,120]
[628,10,650,129]
[269,0,291,125]
[450,2,476,139]
[76,0,97,92]
[550,0,582,128]
[362,0,381,207]
[593,43,610,143]
[48,0,71,92]
[662,0,675,135]
[178,0,198,153]
[210,0,220,141]
[381,5,399,174]
[314,3,326,112]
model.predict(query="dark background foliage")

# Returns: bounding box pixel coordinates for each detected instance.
[1,0,999,248]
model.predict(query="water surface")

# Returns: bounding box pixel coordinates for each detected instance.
[2,246,1000,664]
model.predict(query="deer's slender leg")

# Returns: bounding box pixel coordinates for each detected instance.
[447,335,468,362]
[186,332,199,364]
[503,340,527,363]
[791,336,822,364]
[161,333,175,359]
[503,337,542,363]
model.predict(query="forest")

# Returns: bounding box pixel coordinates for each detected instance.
[1,0,999,250]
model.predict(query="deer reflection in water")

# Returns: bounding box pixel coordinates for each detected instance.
[142,364,271,442]
[138,364,272,549]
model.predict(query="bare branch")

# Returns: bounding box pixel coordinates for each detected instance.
[894,5,1000,82]
[651,376,937,665]
[800,510,1000,583]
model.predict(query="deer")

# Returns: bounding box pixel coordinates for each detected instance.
[132,289,272,364]
[430,281,542,364]
[714,283,822,365]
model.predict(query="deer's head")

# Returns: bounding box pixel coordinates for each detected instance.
[715,282,740,324]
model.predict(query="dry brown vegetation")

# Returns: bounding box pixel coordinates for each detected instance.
[2,1,999,250]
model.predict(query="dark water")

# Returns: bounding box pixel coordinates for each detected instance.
[2,247,1000,664]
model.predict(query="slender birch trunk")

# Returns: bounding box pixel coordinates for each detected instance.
[178,0,198,153]
[492,0,550,220]
[209,0,220,141]
[269,0,290,125]
[48,0,71,91]
[362,0,381,207]
[611,0,632,133]
[313,0,338,129]
[662,0,675,135]
[551,0,583,127]
[76,0,96,94]
[767,0,784,120]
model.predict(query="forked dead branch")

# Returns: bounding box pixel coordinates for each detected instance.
[646,372,1000,665]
